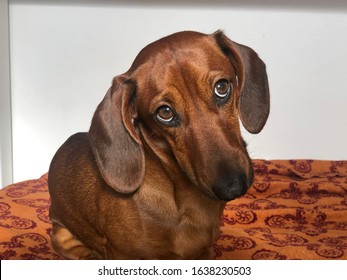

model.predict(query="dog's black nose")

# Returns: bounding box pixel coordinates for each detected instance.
[212,173,249,201]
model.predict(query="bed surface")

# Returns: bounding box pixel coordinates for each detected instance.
[1,159,346,260]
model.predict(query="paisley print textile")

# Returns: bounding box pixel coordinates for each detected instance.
[215,160,347,259]
[1,160,346,260]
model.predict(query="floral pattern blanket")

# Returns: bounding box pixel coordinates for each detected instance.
[1,160,346,260]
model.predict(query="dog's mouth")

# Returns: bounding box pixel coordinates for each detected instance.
[211,174,252,201]
[192,168,254,202]
[172,148,254,202]
[190,174,253,202]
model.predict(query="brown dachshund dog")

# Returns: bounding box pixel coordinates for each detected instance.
[48,30,270,259]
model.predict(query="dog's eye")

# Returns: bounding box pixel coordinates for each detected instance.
[156,106,175,124]
[214,79,232,99]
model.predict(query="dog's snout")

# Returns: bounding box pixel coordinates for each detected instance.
[212,173,250,201]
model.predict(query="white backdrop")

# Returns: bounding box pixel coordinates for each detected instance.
[7,0,347,183]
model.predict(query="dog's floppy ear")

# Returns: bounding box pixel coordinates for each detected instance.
[214,31,270,134]
[89,75,145,193]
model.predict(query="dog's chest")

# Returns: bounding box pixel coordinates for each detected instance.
[138,201,221,259]
[172,214,218,259]
[134,176,223,259]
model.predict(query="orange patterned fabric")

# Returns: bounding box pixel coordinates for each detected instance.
[0,160,346,260]
[0,173,62,260]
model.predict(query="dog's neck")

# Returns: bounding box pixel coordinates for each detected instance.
[134,149,225,258]
[135,137,225,222]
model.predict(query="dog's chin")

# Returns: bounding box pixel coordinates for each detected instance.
[212,174,251,202]
[180,165,250,202]
[212,185,248,202]
[195,174,251,202]
[194,183,235,202]
[200,187,222,201]
[187,176,247,202]
[198,187,244,202]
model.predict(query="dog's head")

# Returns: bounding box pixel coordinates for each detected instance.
[89,31,270,201]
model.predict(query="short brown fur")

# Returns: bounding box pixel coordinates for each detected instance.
[48,31,270,259]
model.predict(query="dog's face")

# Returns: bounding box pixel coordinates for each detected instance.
[89,31,269,202]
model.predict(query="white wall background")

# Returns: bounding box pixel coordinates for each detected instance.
[2,0,347,184]
[0,0,13,188]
